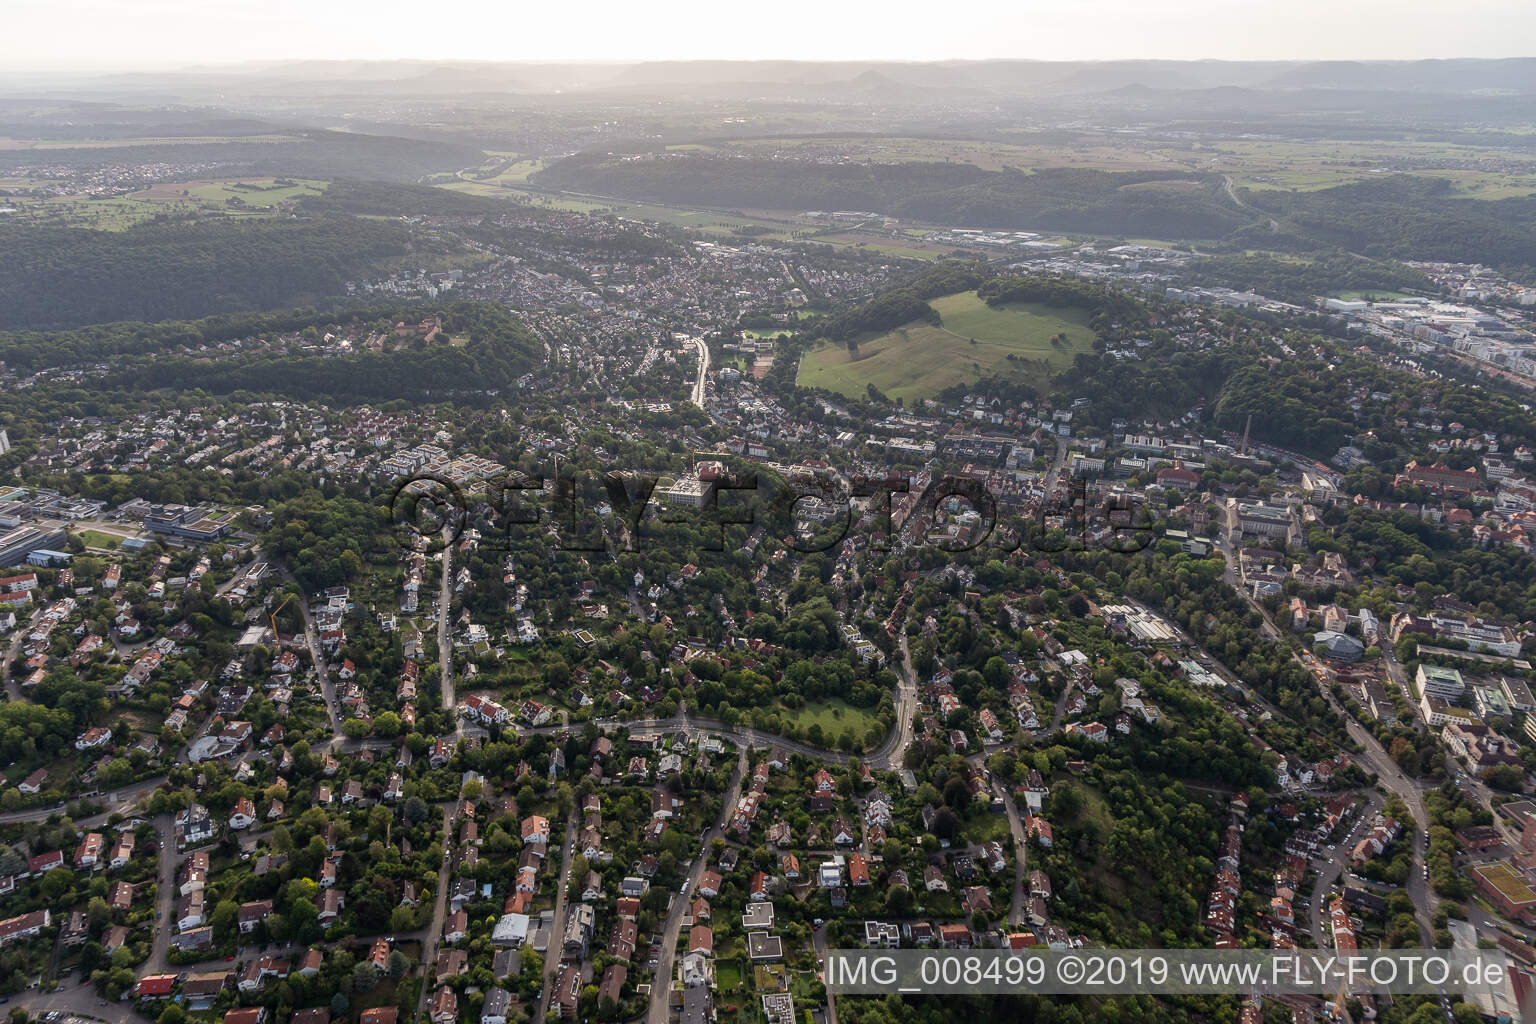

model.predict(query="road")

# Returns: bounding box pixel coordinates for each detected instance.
[437,536,455,712]
[813,924,838,1024]
[865,631,918,770]
[689,337,709,409]
[1223,174,1279,231]
[273,562,339,736]
[147,813,177,971]
[9,977,127,1022]
[1041,431,1068,496]
[1306,791,1382,947]
[1001,788,1029,927]
[413,806,455,1021]
[533,810,579,1023]
[647,747,747,1024]
[415,532,464,1018]
[1215,534,1437,943]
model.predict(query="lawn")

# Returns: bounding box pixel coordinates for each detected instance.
[715,959,744,992]
[779,699,882,743]
[797,290,1096,402]
[74,529,124,549]
[1330,288,1417,301]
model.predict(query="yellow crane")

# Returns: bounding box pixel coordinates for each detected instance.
[269,592,294,642]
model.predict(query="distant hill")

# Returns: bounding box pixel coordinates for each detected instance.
[13,58,1534,102]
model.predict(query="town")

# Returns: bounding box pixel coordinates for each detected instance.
[2,44,1536,1024]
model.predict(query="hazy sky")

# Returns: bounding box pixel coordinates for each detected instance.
[5,0,1534,70]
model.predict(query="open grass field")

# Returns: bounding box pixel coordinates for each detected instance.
[74,529,125,550]
[779,698,882,743]
[482,156,548,183]
[798,290,1095,402]
[145,178,328,206]
[1330,288,1418,301]
[720,135,1179,173]
[439,180,808,238]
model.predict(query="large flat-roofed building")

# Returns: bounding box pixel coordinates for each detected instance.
[144,504,233,542]
[1503,676,1536,714]
[661,476,715,509]
[1231,500,1294,542]
[0,525,67,567]
[1416,664,1465,700]
[1470,861,1536,924]
[1420,693,1477,728]
[1428,614,1522,658]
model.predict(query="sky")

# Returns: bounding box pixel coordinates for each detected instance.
[4,0,1534,71]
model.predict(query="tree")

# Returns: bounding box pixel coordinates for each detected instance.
[211,899,239,936]
[352,960,380,992]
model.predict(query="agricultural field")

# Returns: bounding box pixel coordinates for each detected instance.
[0,133,302,150]
[438,179,806,237]
[797,290,1096,402]
[0,176,329,230]
[1205,138,1536,197]
[717,135,1180,173]
[710,133,1536,200]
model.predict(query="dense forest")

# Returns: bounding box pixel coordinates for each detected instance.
[534,151,993,212]
[1243,175,1536,277]
[1209,361,1358,455]
[1182,251,1432,304]
[0,128,485,182]
[0,302,503,374]
[978,273,1147,324]
[538,152,1536,268]
[299,178,507,216]
[895,168,1247,239]
[536,154,1247,237]
[1311,507,1536,622]
[808,261,990,341]
[1056,311,1536,458]
[106,304,541,404]
[0,215,414,330]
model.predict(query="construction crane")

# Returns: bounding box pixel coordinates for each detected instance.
[269,592,294,643]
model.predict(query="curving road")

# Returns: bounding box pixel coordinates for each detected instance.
[689,338,709,409]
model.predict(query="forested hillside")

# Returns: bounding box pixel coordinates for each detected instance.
[0,216,412,330]
[1244,175,1536,276]
[107,303,541,404]
[538,152,1536,272]
[300,179,507,216]
[536,154,1245,237]
[1181,252,1431,304]
[0,129,485,182]
[536,151,992,211]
